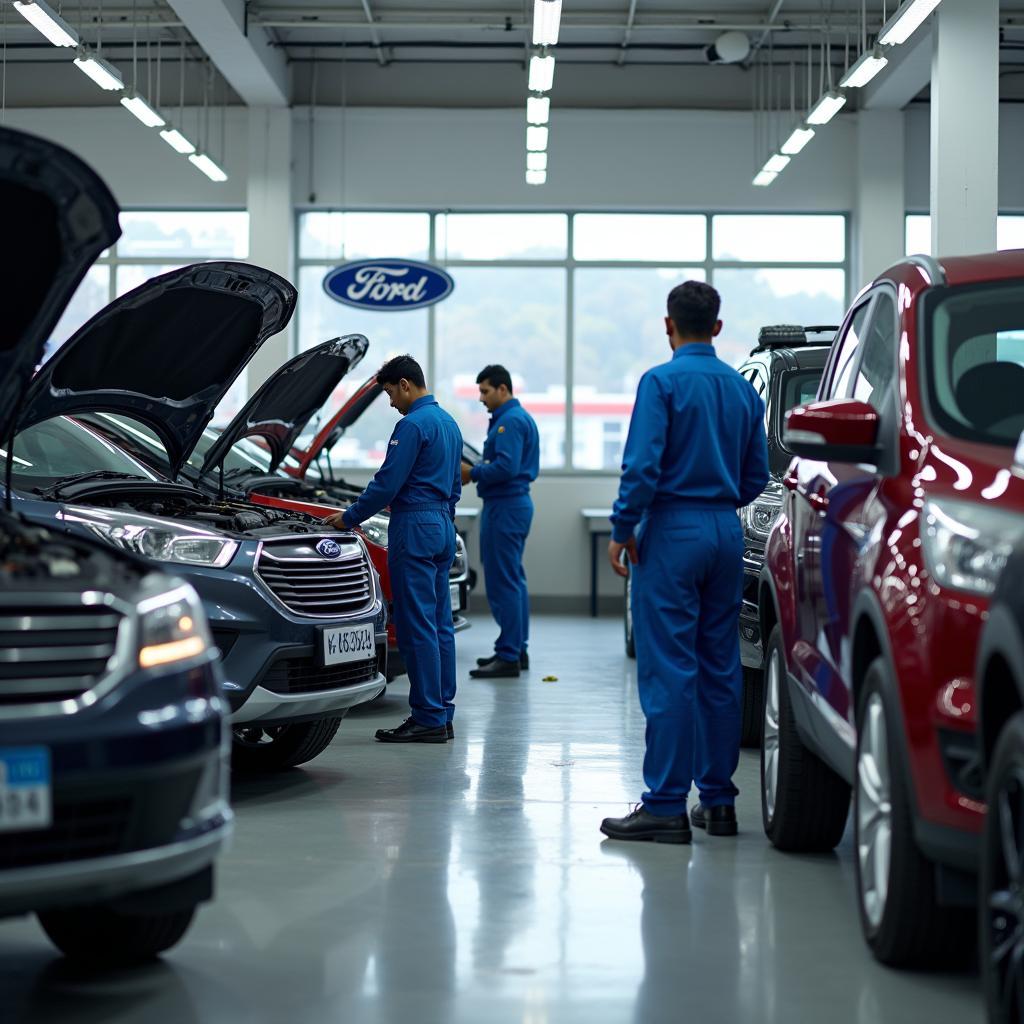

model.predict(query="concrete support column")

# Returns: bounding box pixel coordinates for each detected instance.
[929,0,999,257]
[246,106,294,396]
[856,110,906,288]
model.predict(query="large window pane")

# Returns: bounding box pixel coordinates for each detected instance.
[435,267,566,467]
[115,265,187,297]
[296,266,428,467]
[572,267,706,471]
[713,268,847,369]
[118,211,248,258]
[298,212,430,261]
[573,214,706,263]
[437,214,567,260]
[905,214,1024,257]
[713,215,845,263]
[44,265,110,363]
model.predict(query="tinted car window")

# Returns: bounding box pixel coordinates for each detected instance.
[9,417,157,487]
[926,282,1024,447]
[782,371,823,413]
[829,303,870,399]
[850,292,897,408]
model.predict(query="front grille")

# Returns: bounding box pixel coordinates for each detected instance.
[0,606,123,707]
[257,538,374,618]
[261,654,379,694]
[0,795,133,870]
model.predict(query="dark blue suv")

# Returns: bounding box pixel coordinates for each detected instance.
[0,127,231,964]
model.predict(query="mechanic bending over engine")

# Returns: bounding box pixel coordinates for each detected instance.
[323,354,464,744]
[462,364,540,680]
[601,281,770,845]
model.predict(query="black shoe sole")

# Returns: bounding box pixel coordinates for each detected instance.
[692,816,738,836]
[599,826,692,845]
[446,726,454,740]
[375,732,448,744]
[469,669,520,679]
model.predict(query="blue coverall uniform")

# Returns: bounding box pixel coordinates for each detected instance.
[611,344,770,816]
[343,395,464,729]
[469,398,541,663]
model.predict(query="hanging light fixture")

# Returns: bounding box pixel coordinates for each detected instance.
[752,170,778,187]
[73,50,124,90]
[188,60,228,182]
[879,0,943,47]
[526,169,547,186]
[839,44,889,88]
[762,153,790,174]
[527,151,548,172]
[528,54,555,93]
[13,0,78,47]
[532,0,562,47]
[160,39,196,154]
[806,89,847,125]
[189,152,228,182]
[120,93,164,127]
[781,125,815,155]
[526,125,549,152]
[526,95,550,125]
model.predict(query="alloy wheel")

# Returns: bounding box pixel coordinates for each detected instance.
[857,693,893,930]
[763,647,781,823]
[988,768,1024,1019]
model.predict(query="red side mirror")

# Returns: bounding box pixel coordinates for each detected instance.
[784,398,881,464]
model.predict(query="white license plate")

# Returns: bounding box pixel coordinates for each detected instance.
[321,623,375,666]
[450,585,460,612]
[0,747,52,833]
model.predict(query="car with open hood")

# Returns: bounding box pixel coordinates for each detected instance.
[0,126,231,965]
[9,262,387,773]
[83,354,471,683]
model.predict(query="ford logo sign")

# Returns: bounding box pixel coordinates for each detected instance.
[322,259,454,312]
[316,538,343,559]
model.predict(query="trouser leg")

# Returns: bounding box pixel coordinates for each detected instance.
[481,502,529,662]
[632,519,703,817]
[693,514,744,806]
[435,523,457,724]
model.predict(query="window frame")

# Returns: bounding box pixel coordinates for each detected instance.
[295,208,851,475]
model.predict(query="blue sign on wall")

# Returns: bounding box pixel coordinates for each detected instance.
[322,258,455,312]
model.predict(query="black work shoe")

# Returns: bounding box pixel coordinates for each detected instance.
[520,650,529,671]
[470,658,521,679]
[476,654,498,667]
[375,718,448,744]
[690,803,738,836]
[600,805,692,845]
[446,722,454,740]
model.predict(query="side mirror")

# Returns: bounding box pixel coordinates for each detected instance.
[784,398,881,464]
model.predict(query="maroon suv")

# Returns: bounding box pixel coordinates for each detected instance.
[758,251,1024,967]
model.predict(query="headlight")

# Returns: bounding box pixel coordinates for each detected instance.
[67,507,239,567]
[137,581,212,669]
[360,513,390,548]
[921,498,1024,596]
[740,482,784,542]
[450,534,468,579]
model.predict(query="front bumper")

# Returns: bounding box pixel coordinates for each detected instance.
[740,548,765,669]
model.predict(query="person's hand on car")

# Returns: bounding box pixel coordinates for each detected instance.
[608,537,638,578]
[322,510,348,530]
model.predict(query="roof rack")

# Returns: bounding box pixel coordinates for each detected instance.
[751,323,839,356]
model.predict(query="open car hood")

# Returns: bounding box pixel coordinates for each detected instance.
[0,127,120,443]
[199,334,368,478]
[19,262,297,478]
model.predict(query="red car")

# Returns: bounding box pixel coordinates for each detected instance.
[758,251,1024,966]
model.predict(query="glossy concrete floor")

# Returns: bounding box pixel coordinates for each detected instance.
[1,614,983,1024]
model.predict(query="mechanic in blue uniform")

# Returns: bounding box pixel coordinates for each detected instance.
[324,354,463,744]
[601,281,769,843]
[462,365,540,680]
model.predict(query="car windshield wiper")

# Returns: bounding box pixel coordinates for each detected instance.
[35,470,148,499]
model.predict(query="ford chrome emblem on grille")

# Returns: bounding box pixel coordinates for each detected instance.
[316,539,343,559]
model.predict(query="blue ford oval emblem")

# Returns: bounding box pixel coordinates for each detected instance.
[316,538,342,559]
[322,258,454,312]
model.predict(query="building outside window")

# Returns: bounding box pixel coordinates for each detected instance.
[296,210,849,472]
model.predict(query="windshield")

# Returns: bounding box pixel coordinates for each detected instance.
[84,413,283,479]
[8,417,158,490]
[925,282,1024,447]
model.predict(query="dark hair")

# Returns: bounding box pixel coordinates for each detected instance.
[667,281,722,338]
[476,364,514,394]
[377,354,426,389]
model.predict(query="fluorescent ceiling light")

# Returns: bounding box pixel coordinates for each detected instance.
[120,93,165,128]
[806,89,847,126]
[74,52,124,91]
[526,169,547,186]
[752,170,778,187]
[763,154,790,174]
[527,95,551,125]
[528,54,555,93]
[159,126,196,155]
[13,0,78,47]
[781,126,815,155]
[879,0,943,46]
[533,0,562,47]
[839,45,889,88]
[189,152,229,183]
[526,125,549,152]
[527,151,548,172]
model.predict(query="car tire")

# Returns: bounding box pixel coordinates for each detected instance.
[624,570,636,659]
[761,624,850,851]
[741,667,764,748]
[232,717,343,773]
[854,657,971,967]
[38,904,196,966]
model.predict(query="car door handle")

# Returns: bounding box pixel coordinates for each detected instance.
[783,471,799,492]
[808,489,829,513]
